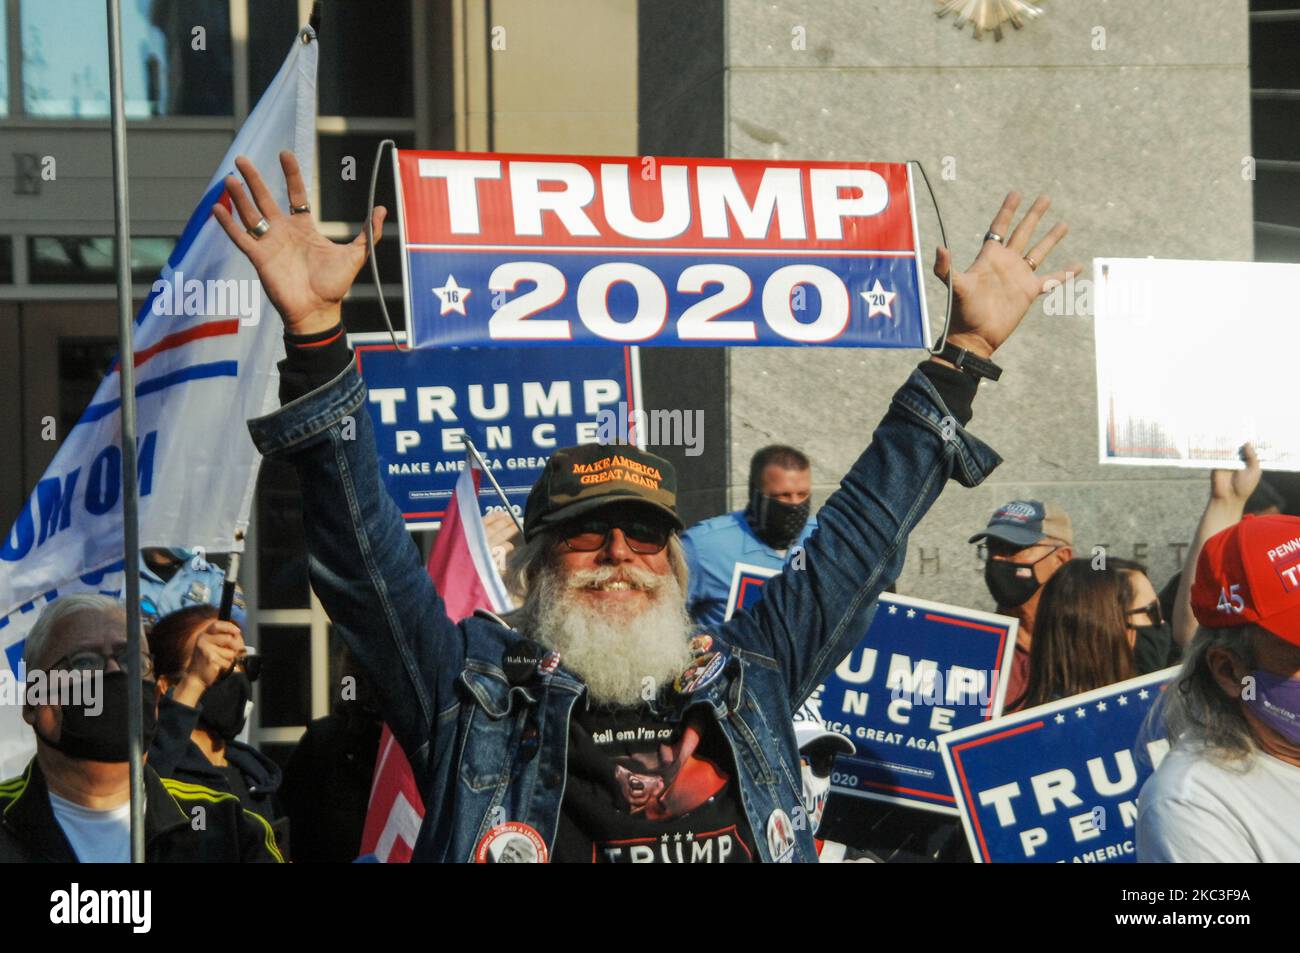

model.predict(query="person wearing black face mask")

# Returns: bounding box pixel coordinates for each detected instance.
[969,500,1074,711]
[1108,557,1179,674]
[2,595,281,863]
[146,605,285,840]
[680,445,817,626]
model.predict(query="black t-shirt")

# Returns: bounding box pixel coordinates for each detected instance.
[552,702,757,863]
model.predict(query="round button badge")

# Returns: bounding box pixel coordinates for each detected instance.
[474,821,549,863]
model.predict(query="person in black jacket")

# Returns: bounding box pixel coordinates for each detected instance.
[280,645,382,862]
[147,605,286,847]
[3,595,281,862]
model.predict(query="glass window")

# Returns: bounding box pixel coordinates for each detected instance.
[318,131,414,224]
[1255,166,1300,228]
[58,337,118,433]
[21,0,232,117]
[1256,226,1300,263]
[0,238,12,284]
[256,624,312,728]
[315,0,413,117]
[28,236,172,284]
[1251,98,1300,162]
[247,0,300,105]
[342,296,405,335]
[1250,18,1300,91]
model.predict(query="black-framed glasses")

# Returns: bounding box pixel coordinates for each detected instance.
[50,646,154,680]
[560,517,672,555]
[1126,600,1165,628]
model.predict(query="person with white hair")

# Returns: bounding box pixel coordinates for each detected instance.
[222,151,1078,861]
[0,595,281,862]
[1137,514,1300,862]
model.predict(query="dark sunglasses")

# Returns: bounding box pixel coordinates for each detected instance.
[801,752,837,780]
[226,654,262,683]
[1125,600,1165,628]
[560,517,672,555]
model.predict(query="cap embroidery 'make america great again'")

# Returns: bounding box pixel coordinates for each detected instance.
[523,444,682,540]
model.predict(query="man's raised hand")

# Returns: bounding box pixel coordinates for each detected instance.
[212,151,387,335]
[933,192,1083,358]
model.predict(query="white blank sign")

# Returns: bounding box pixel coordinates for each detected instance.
[1094,257,1300,471]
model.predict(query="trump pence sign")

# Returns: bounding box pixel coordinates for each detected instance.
[809,593,1018,814]
[392,151,931,349]
[938,668,1178,864]
[350,333,641,529]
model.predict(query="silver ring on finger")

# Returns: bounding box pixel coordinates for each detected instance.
[1023,254,1039,270]
[290,203,311,215]
[247,217,271,238]
[984,231,1004,244]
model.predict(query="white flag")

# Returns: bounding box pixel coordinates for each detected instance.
[0,27,319,777]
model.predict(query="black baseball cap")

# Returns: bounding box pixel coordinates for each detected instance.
[523,444,682,541]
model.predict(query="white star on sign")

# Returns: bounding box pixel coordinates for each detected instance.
[887,604,898,614]
[861,279,897,318]
[1096,701,1107,712]
[1139,689,1150,700]
[1075,707,1086,718]
[433,275,471,316]
[1055,713,1066,724]
[1116,695,1128,706]
[906,608,916,618]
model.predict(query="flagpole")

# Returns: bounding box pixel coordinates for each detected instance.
[461,438,525,537]
[105,0,146,863]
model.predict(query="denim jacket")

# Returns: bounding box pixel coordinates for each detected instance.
[247,359,1001,862]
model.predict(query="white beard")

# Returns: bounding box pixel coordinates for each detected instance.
[525,561,694,707]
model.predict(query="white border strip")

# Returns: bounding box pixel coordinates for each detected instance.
[905,163,933,350]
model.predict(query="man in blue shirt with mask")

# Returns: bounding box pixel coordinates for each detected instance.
[681,446,818,626]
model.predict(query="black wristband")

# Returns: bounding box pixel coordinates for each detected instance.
[917,360,977,427]
[936,341,1002,382]
[279,323,352,404]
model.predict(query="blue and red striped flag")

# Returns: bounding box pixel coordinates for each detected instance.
[0,27,319,775]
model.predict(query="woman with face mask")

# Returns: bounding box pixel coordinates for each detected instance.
[1017,559,1140,711]
[1106,557,1180,675]
[146,605,284,834]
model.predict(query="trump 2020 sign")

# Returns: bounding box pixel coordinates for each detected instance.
[350,333,641,529]
[938,668,1178,864]
[391,151,931,349]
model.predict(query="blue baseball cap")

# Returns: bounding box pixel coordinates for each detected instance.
[968,500,1073,549]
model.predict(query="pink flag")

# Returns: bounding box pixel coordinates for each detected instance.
[359,455,513,861]
[424,462,513,622]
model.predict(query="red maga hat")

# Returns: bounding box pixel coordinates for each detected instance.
[1191,514,1300,646]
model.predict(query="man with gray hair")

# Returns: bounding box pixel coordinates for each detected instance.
[0,595,282,862]
[1137,515,1300,862]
